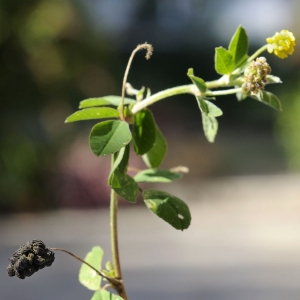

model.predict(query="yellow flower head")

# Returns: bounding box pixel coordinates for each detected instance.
[266,30,296,59]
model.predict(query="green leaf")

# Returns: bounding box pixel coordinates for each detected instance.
[65,108,119,123]
[214,47,234,75]
[134,169,181,183]
[142,125,167,168]
[89,120,132,156]
[133,109,156,155]
[202,113,218,143]
[79,246,103,291]
[196,97,223,117]
[110,170,139,203]
[196,97,209,114]
[143,189,191,230]
[187,68,207,93]
[228,25,249,68]
[79,96,135,109]
[205,100,223,117]
[251,91,282,111]
[108,145,138,203]
[91,290,124,300]
[110,146,127,175]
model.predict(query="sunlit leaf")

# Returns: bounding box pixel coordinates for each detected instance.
[143,189,191,230]
[214,47,234,75]
[228,25,248,68]
[79,96,135,109]
[134,169,181,183]
[89,120,131,156]
[187,68,207,93]
[79,246,103,291]
[65,108,119,123]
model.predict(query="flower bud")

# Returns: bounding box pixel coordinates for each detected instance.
[242,57,271,95]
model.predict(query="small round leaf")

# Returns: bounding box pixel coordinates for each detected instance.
[143,189,191,230]
[89,120,132,156]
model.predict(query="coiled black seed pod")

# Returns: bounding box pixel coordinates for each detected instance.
[7,240,55,279]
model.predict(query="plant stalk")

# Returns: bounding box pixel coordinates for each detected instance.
[131,80,242,114]
[50,248,119,286]
[110,155,128,299]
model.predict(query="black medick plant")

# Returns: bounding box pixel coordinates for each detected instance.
[7,27,296,300]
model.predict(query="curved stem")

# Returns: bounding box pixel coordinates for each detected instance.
[121,43,153,120]
[50,248,119,286]
[247,44,268,62]
[131,84,195,114]
[131,79,241,114]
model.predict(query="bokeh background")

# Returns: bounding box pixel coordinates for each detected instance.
[1,0,300,299]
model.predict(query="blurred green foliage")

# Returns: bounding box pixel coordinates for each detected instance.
[0,0,120,212]
[0,0,298,212]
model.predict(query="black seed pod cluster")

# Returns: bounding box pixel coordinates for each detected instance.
[7,240,55,279]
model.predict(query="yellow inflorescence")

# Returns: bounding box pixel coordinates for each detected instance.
[266,30,296,59]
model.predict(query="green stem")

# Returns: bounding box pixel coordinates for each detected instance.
[131,84,195,114]
[110,188,121,278]
[131,79,241,114]
[247,44,268,62]
[50,248,119,286]
[207,87,242,97]
[110,154,128,299]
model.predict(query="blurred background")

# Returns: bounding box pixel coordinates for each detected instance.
[1,0,300,299]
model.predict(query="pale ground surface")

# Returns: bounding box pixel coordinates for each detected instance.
[1,173,300,300]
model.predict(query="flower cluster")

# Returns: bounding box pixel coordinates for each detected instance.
[241,57,271,95]
[7,240,55,279]
[266,30,296,59]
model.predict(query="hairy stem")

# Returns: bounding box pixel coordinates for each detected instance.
[131,84,195,114]
[131,78,240,114]
[50,248,119,286]
[110,155,128,299]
